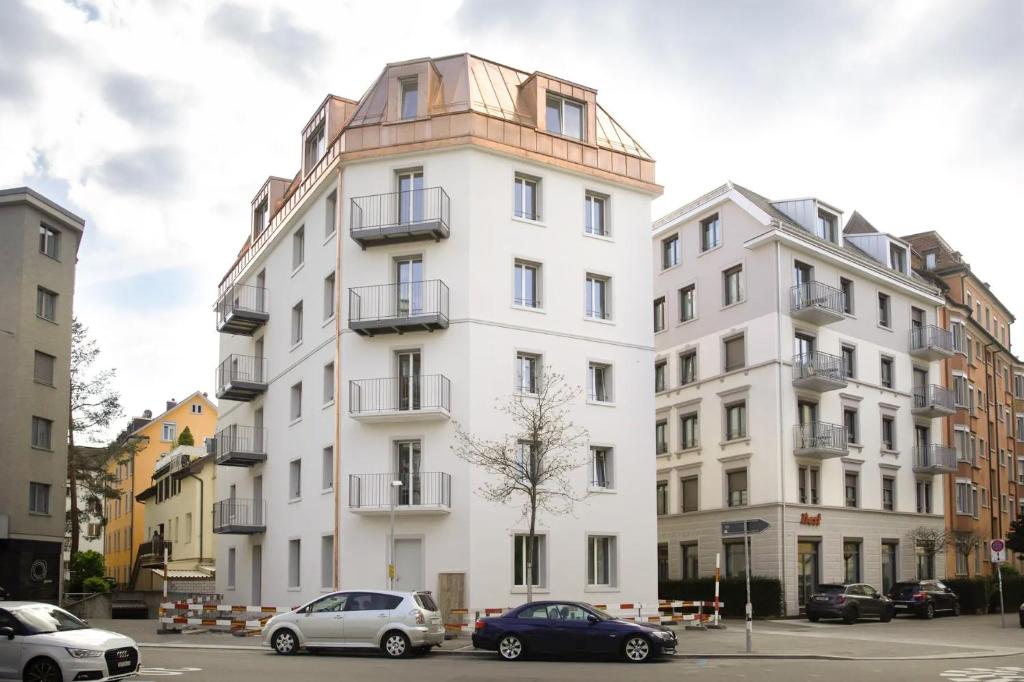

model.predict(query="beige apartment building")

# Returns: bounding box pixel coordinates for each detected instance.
[0,187,85,602]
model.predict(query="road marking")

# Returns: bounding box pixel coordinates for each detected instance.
[941,666,1024,681]
[137,667,203,678]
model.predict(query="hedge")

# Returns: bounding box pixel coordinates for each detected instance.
[943,578,989,614]
[658,577,782,618]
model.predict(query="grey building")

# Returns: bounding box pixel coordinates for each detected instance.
[0,187,84,602]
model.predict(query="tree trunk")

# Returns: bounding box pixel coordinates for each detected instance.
[527,492,536,603]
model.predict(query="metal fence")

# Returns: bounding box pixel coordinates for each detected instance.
[348,472,452,509]
[914,444,956,470]
[210,425,267,457]
[350,187,450,234]
[790,281,845,315]
[793,422,848,451]
[349,374,451,415]
[216,283,268,322]
[212,498,265,531]
[910,325,954,353]
[913,384,955,411]
[349,280,449,324]
[215,355,267,391]
[792,351,845,382]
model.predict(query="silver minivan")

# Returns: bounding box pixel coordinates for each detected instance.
[263,590,444,658]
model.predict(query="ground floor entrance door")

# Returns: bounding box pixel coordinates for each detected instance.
[394,538,424,592]
[797,540,820,611]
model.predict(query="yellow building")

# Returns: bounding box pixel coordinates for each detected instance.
[104,392,217,588]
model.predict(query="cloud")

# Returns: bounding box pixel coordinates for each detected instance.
[94,145,186,197]
[63,0,100,22]
[206,3,328,83]
[102,72,180,129]
[0,0,76,103]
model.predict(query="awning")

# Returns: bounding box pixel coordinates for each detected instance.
[149,568,215,580]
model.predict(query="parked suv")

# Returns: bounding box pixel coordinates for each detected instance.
[805,583,893,624]
[263,590,443,658]
[887,580,960,618]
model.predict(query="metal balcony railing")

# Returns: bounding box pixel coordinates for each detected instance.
[349,280,449,335]
[793,422,848,454]
[209,425,267,466]
[348,472,452,510]
[910,325,954,354]
[212,498,265,533]
[350,187,450,247]
[792,351,846,384]
[215,283,269,335]
[790,281,845,318]
[913,384,955,413]
[349,374,451,417]
[137,541,172,561]
[913,444,957,473]
[215,355,267,401]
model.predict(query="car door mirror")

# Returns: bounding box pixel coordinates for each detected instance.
[587,615,599,624]
[0,627,14,640]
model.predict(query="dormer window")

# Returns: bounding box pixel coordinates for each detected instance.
[253,199,268,239]
[545,93,583,140]
[889,244,907,273]
[304,122,326,173]
[400,77,418,120]
[815,209,837,242]
[924,250,937,270]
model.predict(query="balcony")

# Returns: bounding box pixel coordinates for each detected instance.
[350,187,450,249]
[136,541,172,567]
[215,355,267,402]
[349,280,450,336]
[208,425,267,467]
[349,374,451,422]
[913,444,957,474]
[216,284,269,336]
[212,498,265,534]
[793,422,848,459]
[792,352,848,392]
[912,384,956,418]
[909,325,954,360]
[790,281,845,325]
[348,472,452,515]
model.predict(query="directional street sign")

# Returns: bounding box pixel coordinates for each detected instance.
[991,538,1007,563]
[721,519,771,536]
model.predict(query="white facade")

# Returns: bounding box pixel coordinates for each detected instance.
[213,55,660,611]
[652,183,951,615]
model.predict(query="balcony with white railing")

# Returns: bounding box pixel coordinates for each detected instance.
[793,422,848,459]
[790,281,846,325]
[349,375,451,422]
[792,351,848,392]
[348,472,452,515]
[912,384,956,418]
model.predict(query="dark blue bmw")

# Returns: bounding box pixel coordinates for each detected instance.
[471,601,677,663]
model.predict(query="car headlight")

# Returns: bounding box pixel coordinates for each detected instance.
[66,647,103,658]
[654,630,673,639]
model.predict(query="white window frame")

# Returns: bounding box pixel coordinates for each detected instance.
[513,533,546,588]
[545,93,584,140]
[513,173,540,221]
[590,446,613,489]
[288,538,301,589]
[513,259,541,309]
[586,534,618,588]
[584,191,608,237]
[289,458,302,501]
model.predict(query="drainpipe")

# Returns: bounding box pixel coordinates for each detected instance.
[333,167,344,590]
[188,470,204,563]
[775,240,788,615]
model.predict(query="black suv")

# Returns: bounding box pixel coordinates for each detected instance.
[806,583,894,624]
[887,580,960,618]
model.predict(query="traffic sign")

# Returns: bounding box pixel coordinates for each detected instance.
[991,538,1007,563]
[721,519,771,536]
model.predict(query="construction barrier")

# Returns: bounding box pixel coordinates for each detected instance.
[158,600,293,634]
[443,601,723,634]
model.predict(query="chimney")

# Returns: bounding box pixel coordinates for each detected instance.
[166,399,176,412]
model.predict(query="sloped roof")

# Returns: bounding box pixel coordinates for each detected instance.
[844,210,879,235]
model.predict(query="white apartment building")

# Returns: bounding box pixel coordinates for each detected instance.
[652,182,954,615]
[212,54,661,611]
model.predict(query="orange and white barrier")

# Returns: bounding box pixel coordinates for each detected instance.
[158,600,293,634]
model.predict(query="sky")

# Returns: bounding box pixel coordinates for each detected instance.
[2,0,1022,444]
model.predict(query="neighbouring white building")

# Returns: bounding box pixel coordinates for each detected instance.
[652,182,954,615]
[212,54,662,611]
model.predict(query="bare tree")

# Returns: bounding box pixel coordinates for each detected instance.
[907,526,951,578]
[452,370,589,601]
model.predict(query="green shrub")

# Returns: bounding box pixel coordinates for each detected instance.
[69,550,105,593]
[177,426,194,446]
[82,576,110,593]
[943,578,989,614]
[658,577,782,618]
[992,575,1024,613]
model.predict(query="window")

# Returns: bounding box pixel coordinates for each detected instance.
[954,428,971,462]
[889,244,906,272]
[513,534,545,587]
[925,251,937,270]
[882,477,895,511]
[953,374,968,407]
[290,382,302,421]
[288,539,301,588]
[322,446,334,490]
[700,213,721,252]
[880,356,894,388]
[881,416,895,451]
[845,472,859,508]
[844,541,862,583]
[653,297,666,333]
[292,226,305,270]
[656,481,668,515]
[325,191,337,238]
[185,513,192,543]
[304,123,325,172]
[680,350,698,385]
[680,412,699,450]
[840,278,854,314]
[878,293,891,328]
[955,480,975,516]
[951,320,965,353]
[916,480,932,513]
[584,192,607,236]
[588,362,611,402]
[679,284,696,322]
[655,420,667,455]
[587,535,616,586]
[291,301,304,345]
[841,344,856,379]
[1015,375,1024,400]
[323,362,334,404]
[1017,415,1024,442]
[29,482,50,514]
[253,199,267,238]
[545,93,584,140]
[33,351,55,386]
[514,174,539,220]
[516,440,538,477]
[727,469,748,507]
[323,272,335,321]
[724,542,746,578]
[161,422,176,443]
[321,535,334,589]
[657,544,669,581]
[191,403,202,414]
[590,447,612,488]
[36,287,57,321]
[662,235,679,269]
[798,466,819,505]
[723,265,743,306]
[400,77,418,119]
[585,274,610,319]
[655,361,667,392]
[816,209,837,242]
[723,335,745,372]
[289,459,302,500]
[681,475,699,513]
[31,416,52,450]
[725,401,746,441]
[844,408,859,445]
[227,547,236,588]
[515,352,540,394]
[682,543,699,579]
[39,224,60,259]
[513,260,540,308]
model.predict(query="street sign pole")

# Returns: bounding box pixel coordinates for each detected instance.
[998,563,1005,628]
[992,538,1007,628]
[744,521,752,653]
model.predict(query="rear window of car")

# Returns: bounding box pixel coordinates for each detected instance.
[414,593,438,612]
[346,593,403,611]
[890,582,919,595]
[816,584,845,594]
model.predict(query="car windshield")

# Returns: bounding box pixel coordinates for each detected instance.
[14,606,89,634]
[583,605,613,621]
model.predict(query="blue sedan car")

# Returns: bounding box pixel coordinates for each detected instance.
[471,601,677,662]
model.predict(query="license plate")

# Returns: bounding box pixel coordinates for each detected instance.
[117,660,132,668]
[813,596,828,601]
[895,604,907,609]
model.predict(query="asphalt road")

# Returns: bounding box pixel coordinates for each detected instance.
[135,647,1024,682]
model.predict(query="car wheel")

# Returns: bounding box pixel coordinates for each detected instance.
[272,629,299,655]
[922,603,935,620]
[807,615,820,623]
[417,646,432,656]
[23,658,62,682]
[842,607,858,625]
[498,634,525,661]
[952,601,961,617]
[623,635,652,663]
[879,610,892,623]
[382,631,411,658]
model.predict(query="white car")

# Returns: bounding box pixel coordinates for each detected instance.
[263,590,444,658]
[0,602,139,681]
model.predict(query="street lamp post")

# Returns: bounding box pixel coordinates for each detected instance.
[388,479,403,589]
